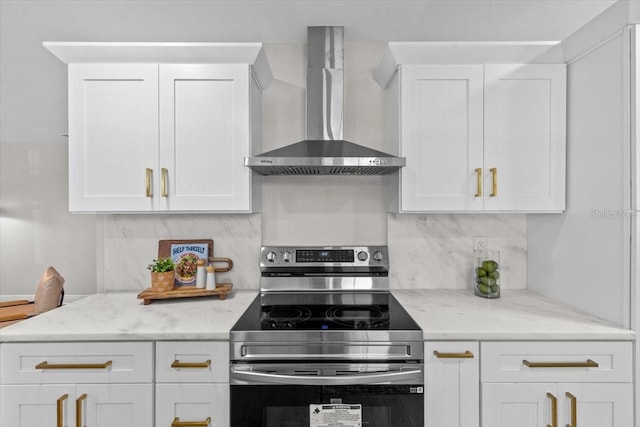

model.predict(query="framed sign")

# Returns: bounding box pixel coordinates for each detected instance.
[158,239,213,286]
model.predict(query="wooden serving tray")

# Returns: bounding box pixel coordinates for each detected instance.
[137,283,233,305]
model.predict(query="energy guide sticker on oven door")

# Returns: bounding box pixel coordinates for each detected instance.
[309,404,362,427]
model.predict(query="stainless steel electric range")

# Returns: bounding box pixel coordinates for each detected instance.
[230,246,424,427]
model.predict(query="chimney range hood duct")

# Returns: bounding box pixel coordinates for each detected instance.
[245,26,406,176]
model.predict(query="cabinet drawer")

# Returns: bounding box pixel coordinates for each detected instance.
[481,341,632,383]
[156,383,229,427]
[156,341,229,383]
[0,342,153,384]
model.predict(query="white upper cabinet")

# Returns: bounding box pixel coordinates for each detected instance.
[483,64,566,211]
[400,64,485,211]
[158,64,255,212]
[68,64,159,212]
[45,42,271,213]
[376,43,566,213]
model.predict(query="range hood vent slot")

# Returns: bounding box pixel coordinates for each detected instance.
[245,26,405,176]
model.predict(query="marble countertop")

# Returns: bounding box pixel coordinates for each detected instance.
[393,289,635,341]
[0,289,634,342]
[0,290,258,342]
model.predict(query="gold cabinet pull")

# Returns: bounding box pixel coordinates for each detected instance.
[490,167,497,196]
[76,394,87,427]
[172,417,211,427]
[547,393,557,427]
[36,360,113,370]
[146,168,153,197]
[475,168,482,197]
[56,394,68,427]
[522,359,598,368]
[161,167,169,197]
[566,392,577,427]
[171,359,211,369]
[433,350,474,359]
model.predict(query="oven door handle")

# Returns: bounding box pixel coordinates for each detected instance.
[231,368,423,385]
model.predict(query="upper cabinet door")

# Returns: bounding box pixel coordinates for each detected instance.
[68,64,159,212]
[400,65,484,211]
[158,65,252,212]
[483,64,566,211]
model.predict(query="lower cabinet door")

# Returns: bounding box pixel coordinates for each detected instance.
[78,384,153,427]
[0,384,152,427]
[156,383,230,427]
[482,383,557,427]
[425,342,479,427]
[0,384,75,427]
[558,383,633,427]
[482,383,633,427]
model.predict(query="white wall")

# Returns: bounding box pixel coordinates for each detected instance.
[0,1,614,298]
[528,29,632,326]
[0,142,97,297]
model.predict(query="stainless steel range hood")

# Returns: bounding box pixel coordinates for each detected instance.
[245,26,406,176]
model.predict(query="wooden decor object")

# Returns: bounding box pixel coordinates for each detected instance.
[137,284,233,305]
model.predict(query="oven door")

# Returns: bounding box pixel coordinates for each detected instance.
[230,363,424,427]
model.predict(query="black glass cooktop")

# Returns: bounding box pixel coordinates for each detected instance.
[231,292,421,331]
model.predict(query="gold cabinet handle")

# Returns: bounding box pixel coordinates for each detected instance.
[522,359,599,368]
[547,392,557,427]
[433,350,474,359]
[146,168,153,197]
[475,168,482,197]
[76,394,87,427]
[172,417,211,427]
[490,167,497,197]
[566,392,577,427]
[57,394,68,427]
[36,360,113,370]
[161,167,169,197]
[171,359,211,369]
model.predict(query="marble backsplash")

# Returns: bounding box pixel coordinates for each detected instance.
[101,214,261,292]
[388,213,527,290]
[101,212,526,292]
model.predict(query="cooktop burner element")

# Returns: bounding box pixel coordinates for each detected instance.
[327,305,390,329]
[260,306,312,329]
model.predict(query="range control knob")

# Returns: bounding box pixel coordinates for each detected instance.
[373,251,384,262]
[282,251,293,263]
[266,251,277,263]
[357,251,369,261]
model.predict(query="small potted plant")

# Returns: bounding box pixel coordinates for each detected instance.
[147,258,176,293]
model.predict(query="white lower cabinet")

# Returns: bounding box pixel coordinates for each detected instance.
[1,384,153,427]
[2,339,633,427]
[156,384,229,427]
[0,342,154,427]
[155,341,230,427]
[0,340,231,427]
[424,341,479,427]
[480,341,634,427]
[482,383,633,427]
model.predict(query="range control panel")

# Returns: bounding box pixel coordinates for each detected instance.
[295,249,354,263]
[260,246,389,269]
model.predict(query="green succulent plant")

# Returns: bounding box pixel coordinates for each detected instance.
[147,257,175,273]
